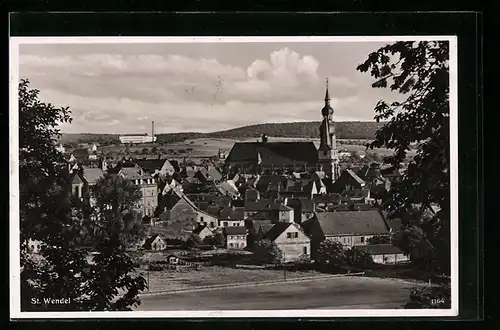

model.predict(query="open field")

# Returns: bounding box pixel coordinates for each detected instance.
[96,137,416,159]
[136,275,423,310]
[137,265,325,293]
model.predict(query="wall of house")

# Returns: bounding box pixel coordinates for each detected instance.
[327,235,374,249]
[278,209,294,223]
[151,237,166,251]
[198,228,214,240]
[218,219,244,228]
[169,198,198,222]
[226,235,247,249]
[300,212,314,223]
[196,212,218,229]
[72,183,85,200]
[274,224,311,262]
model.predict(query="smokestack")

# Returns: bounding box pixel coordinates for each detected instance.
[152,121,155,144]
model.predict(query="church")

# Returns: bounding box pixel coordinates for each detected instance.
[224,79,340,183]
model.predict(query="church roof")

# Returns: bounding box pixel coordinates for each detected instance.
[226,142,318,166]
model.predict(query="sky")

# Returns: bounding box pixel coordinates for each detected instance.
[18,40,403,134]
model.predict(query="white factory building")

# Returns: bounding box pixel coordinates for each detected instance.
[119,133,157,144]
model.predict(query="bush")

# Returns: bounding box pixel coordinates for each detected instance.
[367,235,391,245]
[251,240,283,264]
[316,240,346,266]
[184,235,202,249]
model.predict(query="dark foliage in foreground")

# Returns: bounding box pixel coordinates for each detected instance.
[19,79,146,311]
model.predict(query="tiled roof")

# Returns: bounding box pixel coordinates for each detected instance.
[254,175,288,192]
[315,210,389,236]
[142,234,164,249]
[263,222,293,241]
[346,169,366,185]
[353,244,405,255]
[72,148,89,158]
[82,167,105,185]
[245,199,282,212]
[219,206,245,220]
[119,167,152,180]
[135,159,168,173]
[224,226,247,235]
[313,193,342,204]
[226,142,318,166]
[193,225,212,235]
[300,199,314,213]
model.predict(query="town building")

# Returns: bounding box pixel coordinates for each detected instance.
[142,234,166,251]
[118,167,158,217]
[218,206,245,228]
[317,78,340,183]
[301,210,390,260]
[119,133,157,144]
[224,226,248,249]
[263,222,311,262]
[353,244,409,265]
[193,224,215,240]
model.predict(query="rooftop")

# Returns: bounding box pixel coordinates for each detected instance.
[315,210,389,236]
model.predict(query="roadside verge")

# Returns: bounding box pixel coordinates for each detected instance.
[139,272,366,297]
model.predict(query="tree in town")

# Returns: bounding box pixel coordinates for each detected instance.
[213,232,226,247]
[184,234,202,249]
[357,40,451,305]
[367,235,391,245]
[251,240,283,264]
[19,79,146,311]
[141,148,149,155]
[316,240,346,267]
[345,248,374,267]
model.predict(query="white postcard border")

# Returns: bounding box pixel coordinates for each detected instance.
[9,35,459,319]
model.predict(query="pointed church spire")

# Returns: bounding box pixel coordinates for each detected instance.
[324,78,330,104]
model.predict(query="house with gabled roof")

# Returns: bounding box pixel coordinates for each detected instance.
[142,234,166,251]
[263,222,311,262]
[218,206,245,228]
[224,226,248,250]
[331,169,366,194]
[193,224,214,240]
[301,210,390,259]
[285,198,316,224]
[69,148,89,163]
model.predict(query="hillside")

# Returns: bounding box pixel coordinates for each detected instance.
[58,121,383,145]
[207,121,383,140]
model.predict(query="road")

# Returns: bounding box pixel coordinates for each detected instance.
[136,276,421,311]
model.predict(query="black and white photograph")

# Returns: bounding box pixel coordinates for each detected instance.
[10,36,458,318]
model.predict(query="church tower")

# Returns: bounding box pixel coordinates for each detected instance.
[318,78,340,182]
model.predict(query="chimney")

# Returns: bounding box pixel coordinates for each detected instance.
[152,121,155,144]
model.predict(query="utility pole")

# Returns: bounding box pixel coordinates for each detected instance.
[283,252,286,281]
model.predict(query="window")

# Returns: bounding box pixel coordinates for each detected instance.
[303,246,308,254]
[294,232,299,238]
[360,236,365,243]
[201,216,204,222]
[30,245,34,251]
[223,222,228,227]
[210,222,215,228]
[287,233,292,239]
[229,243,234,248]
[236,223,240,226]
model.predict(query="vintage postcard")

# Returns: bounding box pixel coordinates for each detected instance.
[10,36,458,318]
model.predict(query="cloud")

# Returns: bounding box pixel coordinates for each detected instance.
[20,45,373,134]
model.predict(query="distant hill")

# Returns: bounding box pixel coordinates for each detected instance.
[59,121,383,145]
[207,121,383,140]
